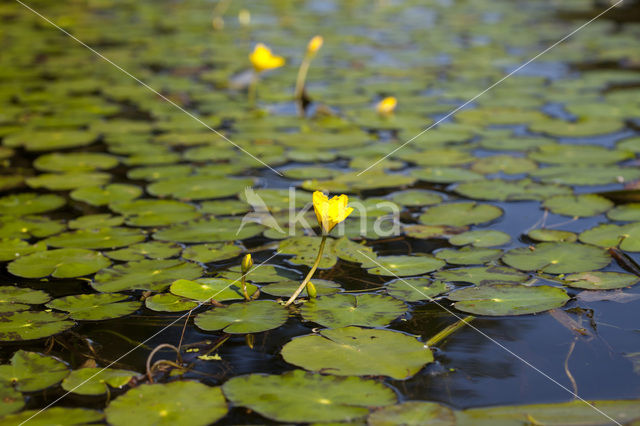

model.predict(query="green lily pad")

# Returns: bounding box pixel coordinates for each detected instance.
[153,218,264,243]
[385,277,449,302]
[62,367,137,396]
[368,401,455,426]
[0,350,69,392]
[4,130,97,151]
[0,216,64,239]
[0,311,74,341]
[260,279,342,298]
[404,224,468,240]
[479,136,552,151]
[607,203,640,222]
[527,229,577,243]
[195,300,288,334]
[390,189,444,207]
[502,242,610,274]
[170,278,257,302]
[471,155,537,175]
[436,247,503,265]
[145,293,198,312]
[8,248,111,278]
[127,165,193,181]
[279,236,338,268]
[531,166,640,186]
[528,144,633,165]
[283,166,339,180]
[455,179,571,201]
[0,176,23,192]
[302,171,415,192]
[449,230,511,247]
[0,407,103,426]
[46,293,140,321]
[220,264,301,283]
[366,255,445,276]
[419,202,503,227]
[105,242,182,261]
[0,193,65,216]
[0,286,50,313]
[106,381,227,426]
[92,259,203,292]
[411,167,483,184]
[449,284,570,316]
[0,385,23,417]
[396,148,474,167]
[71,184,142,207]
[147,176,252,200]
[199,199,249,216]
[68,214,124,229]
[110,199,200,227]
[0,239,47,261]
[222,369,395,423]
[26,172,111,191]
[33,152,118,172]
[44,227,146,250]
[238,188,311,211]
[181,243,241,263]
[579,222,640,251]
[563,271,640,290]
[434,266,529,285]
[543,194,613,217]
[281,326,433,379]
[301,294,406,328]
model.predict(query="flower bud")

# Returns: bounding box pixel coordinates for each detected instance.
[307,35,323,55]
[241,253,253,273]
[376,96,397,115]
[306,281,317,299]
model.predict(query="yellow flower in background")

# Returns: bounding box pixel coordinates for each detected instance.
[312,191,354,234]
[249,43,285,72]
[376,96,397,115]
[307,35,323,55]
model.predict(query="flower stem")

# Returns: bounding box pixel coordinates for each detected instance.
[426,315,475,347]
[294,55,311,116]
[248,72,258,108]
[284,234,327,306]
[240,274,250,301]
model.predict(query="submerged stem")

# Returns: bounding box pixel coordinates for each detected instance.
[284,234,327,306]
[427,315,475,347]
[294,55,311,116]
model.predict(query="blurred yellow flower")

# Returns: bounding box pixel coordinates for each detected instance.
[249,43,285,73]
[312,191,354,234]
[307,35,323,55]
[376,96,397,115]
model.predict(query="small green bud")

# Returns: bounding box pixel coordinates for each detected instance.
[306,281,317,299]
[241,253,253,273]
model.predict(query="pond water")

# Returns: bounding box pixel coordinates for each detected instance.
[1,0,640,424]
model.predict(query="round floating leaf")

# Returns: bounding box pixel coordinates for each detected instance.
[471,155,537,175]
[33,152,118,172]
[44,227,146,250]
[0,350,68,392]
[411,167,483,184]
[449,284,569,316]
[0,193,65,216]
[303,172,415,192]
[436,247,503,265]
[283,166,339,180]
[579,222,640,251]
[386,277,449,302]
[92,259,202,293]
[153,218,264,243]
[0,239,47,261]
[261,279,341,298]
[366,255,445,277]
[147,176,252,200]
[199,199,249,216]
[0,216,65,240]
[8,249,111,279]
[449,230,511,247]
[170,278,257,302]
[301,294,406,328]
[0,407,103,426]
[455,179,571,201]
[0,286,50,313]
[4,130,96,151]
[282,326,433,379]
[543,194,613,217]
[502,242,610,274]
[279,236,338,269]
[531,165,640,185]
[47,293,140,321]
[195,300,287,334]
[607,203,640,222]
[434,266,528,285]
[69,214,124,229]
[0,385,23,417]
[419,202,502,227]
[368,401,455,426]
[110,199,200,227]
[527,229,577,243]
[62,367,137,396]
[222,369,395,423]
[145,293,198,312]
[0,311,74,341]
[528,144,633,165]
[563,271,639,290]
[181,243,241,263]
[106,381,227,426]
[105,242,181,261]
[390,190,443,207]
[71,184,142,207]
[26,172,111,191]
[404,224,468,240]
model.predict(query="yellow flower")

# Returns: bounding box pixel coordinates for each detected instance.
[241,253,253,273]
[307,35,323,55]
[249,43,285,73]
[376,96,397,115]
[312,191,354,234]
